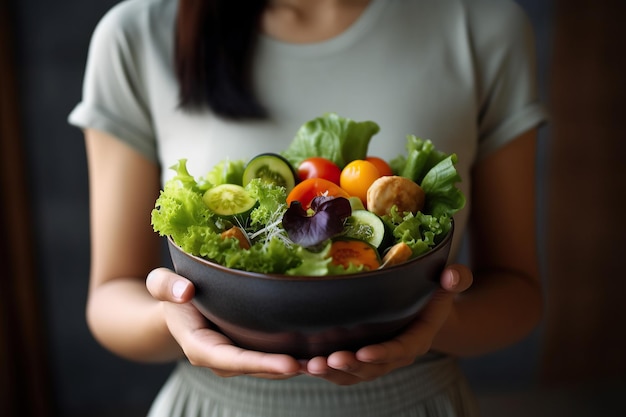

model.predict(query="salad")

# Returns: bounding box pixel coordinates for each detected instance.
[151,113,465,276]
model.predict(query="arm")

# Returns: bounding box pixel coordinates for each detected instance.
[84,128,181,362]
[84,129,301,375]
[304,129,543,384]
[432,128,543,355]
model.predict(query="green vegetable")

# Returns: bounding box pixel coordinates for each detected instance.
[152,160,302,274]
[245,178,288,229]
[421,154,466,219]
[390,136,447,183]
[383,207,451,257]
[151,160,221,255]
[202,184,257,219]
[348,196,365,211]
[219,236,301,274]
[205,158,246,186]
[281,113,380,169]
[286,243,333,276]
[342,210,389,250]
[243,153,297,192]
[390,135,465,221]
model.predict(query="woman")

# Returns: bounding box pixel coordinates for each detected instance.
[69,0,546,415]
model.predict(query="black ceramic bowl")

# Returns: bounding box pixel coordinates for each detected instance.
[167,223,454,358]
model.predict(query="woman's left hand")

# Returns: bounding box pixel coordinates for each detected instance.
[301,264,473,385]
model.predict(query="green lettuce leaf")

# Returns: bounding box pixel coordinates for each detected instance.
[205,158,246,186]
[390,136,465,220]
[220,236,301,274]
[281,113,380,168]
[245,178,288,229]
[383,207,451,257]
[286,243,333,276]
[151,160,220,246]
[390,136,447,183]
[421,154,466,218]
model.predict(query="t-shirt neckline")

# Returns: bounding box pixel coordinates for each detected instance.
[259,0,388,57]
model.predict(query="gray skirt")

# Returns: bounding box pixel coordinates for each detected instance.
[147,353,480,417]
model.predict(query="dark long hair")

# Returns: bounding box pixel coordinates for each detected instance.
[175,0,269,119]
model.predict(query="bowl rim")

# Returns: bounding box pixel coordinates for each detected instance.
[168,220,454,282]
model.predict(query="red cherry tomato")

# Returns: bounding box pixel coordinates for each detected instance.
[297,157,342,185]
[365,156,394,177]
[286,178,350,209]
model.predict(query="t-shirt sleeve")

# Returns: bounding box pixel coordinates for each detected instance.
[68,2,158,162]
[471,1,548,160]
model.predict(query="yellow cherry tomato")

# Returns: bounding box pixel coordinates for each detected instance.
[365,156,394,177]
[340,160,381,206]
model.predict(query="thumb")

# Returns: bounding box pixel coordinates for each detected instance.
[146,267,195,303]
[440,264,473,293]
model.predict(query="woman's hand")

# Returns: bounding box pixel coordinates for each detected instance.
[301,264,473,385]
[146,267,303,379]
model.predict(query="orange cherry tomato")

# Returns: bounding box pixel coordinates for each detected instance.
[286,177,350,209]
[365,156,393,177]
[340,160,381,206]
[297,157,342,185]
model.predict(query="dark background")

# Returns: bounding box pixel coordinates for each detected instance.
[2,0,625,416]
[8,1,174,415]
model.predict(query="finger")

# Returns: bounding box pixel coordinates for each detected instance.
[305,356,332,376]
[327,351,393,381]
[305,356,367,386]
[146,267,194,303]
[181,328,302,376]
[327,351,361,373]
[307,353,393,385]
[440,264,473,293]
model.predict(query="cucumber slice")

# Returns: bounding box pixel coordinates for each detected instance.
[243,153,297,192]
[348,196,366,211]
[342,210,388,249]
[203,184,257,218]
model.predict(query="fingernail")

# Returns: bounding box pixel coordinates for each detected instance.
[172,280,187,299]
[447,269,459,288]
[145,270,156,284]
[308,368,328,376]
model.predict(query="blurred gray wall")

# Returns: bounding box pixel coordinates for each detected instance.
[10,0,554,415]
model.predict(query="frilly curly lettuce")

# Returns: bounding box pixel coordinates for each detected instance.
[152,160,306,274]
[151,160,220,255]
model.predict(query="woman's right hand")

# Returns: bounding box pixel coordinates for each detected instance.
[146,267,302,379]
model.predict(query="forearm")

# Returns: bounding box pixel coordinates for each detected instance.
[431,269,543,357]
[86,277,183,363]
